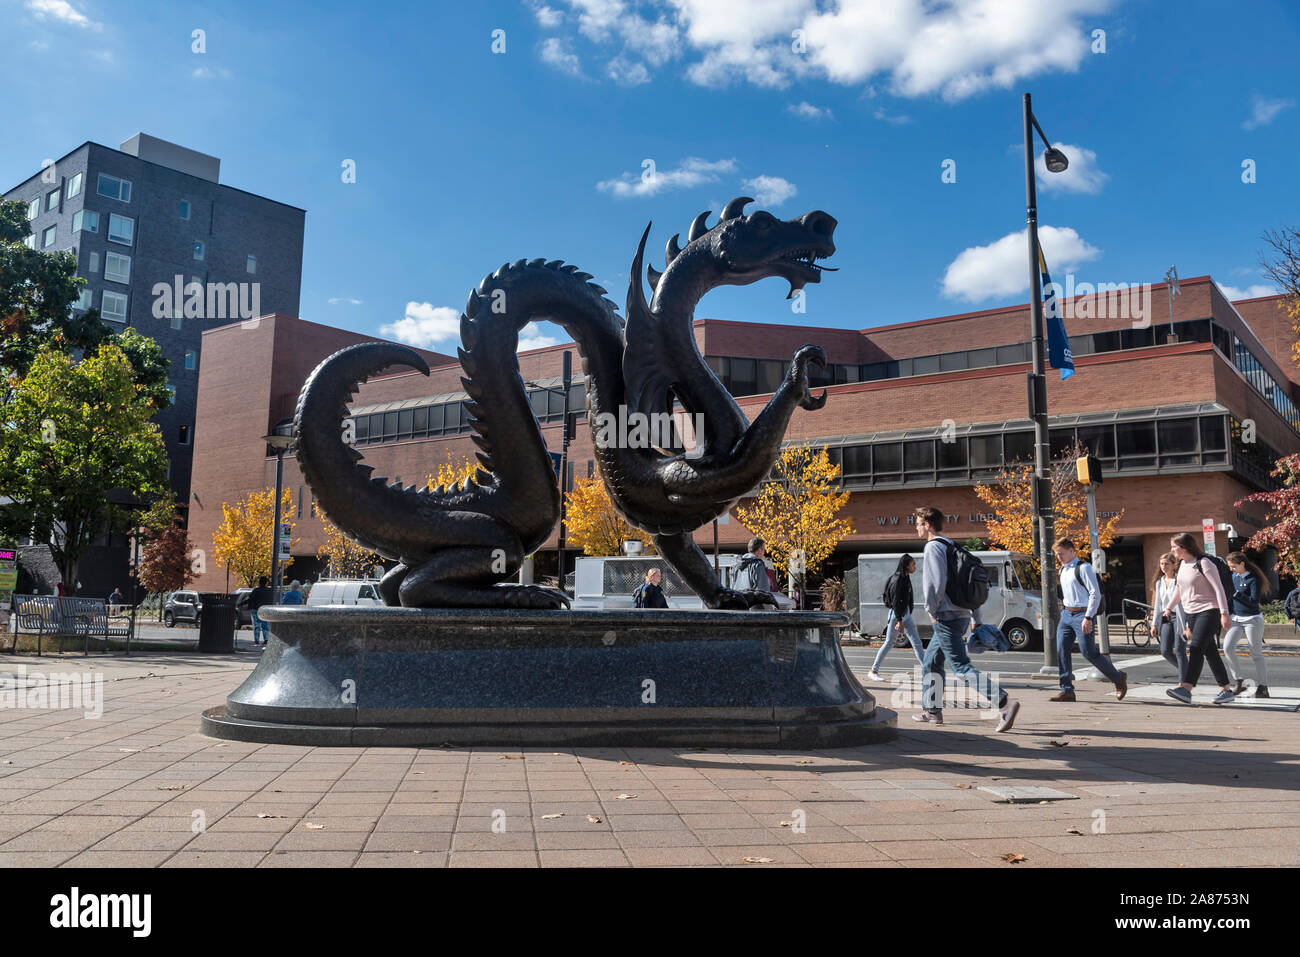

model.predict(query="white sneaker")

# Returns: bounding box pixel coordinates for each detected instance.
[867,670,884,682]
[912,711,943,725]
[995,699,1020,733]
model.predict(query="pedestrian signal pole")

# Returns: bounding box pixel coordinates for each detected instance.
[1077,454,1110,653]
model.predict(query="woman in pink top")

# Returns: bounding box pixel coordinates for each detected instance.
[1163,533,1235,705]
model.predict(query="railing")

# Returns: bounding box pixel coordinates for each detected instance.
[7,596,134,656]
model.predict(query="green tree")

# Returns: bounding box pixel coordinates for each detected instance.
[0,343,170,586]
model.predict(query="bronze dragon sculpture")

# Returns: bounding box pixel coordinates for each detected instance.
[293,197,837,609]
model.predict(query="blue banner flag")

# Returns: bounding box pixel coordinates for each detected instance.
[1038,243,1074,380]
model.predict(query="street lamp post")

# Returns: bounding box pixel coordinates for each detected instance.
[261,422,295,603]
[1023,93,1070,673]
[525,349,574,594]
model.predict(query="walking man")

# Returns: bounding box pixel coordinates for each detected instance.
[1051,538,1127,702]
[913,506,1019,731]
[248,575,274,647]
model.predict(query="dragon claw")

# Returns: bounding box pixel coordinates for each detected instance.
[791,345,828,410]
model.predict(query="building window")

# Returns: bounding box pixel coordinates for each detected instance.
[96,173,132,202]
[46,187,61,212]
[27,199,40,220]
[42,225,57,248]
[297,487,303,518]
[72,209,99,233]
[23,234,35,249]
[101,291,128,322]
[67,172,82,199]
[246,255,256,274]
[170,314,182,330]
[75,288,93,310]
[89,251,100,273]
[107,213,134,245]
[104,252,131,284]
[178,425,190,445]
[179,199,190,220]
[193,240,205,261]
[184,350,197,370]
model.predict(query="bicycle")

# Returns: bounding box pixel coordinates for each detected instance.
[1123,598,1154,648]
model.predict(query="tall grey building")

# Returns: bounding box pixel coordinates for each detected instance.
[3,133,306,511]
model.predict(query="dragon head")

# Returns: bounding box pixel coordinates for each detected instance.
[644,196,837,303]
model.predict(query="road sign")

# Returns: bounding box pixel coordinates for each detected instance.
[789,548,805,575]
[1202,518,1216,557]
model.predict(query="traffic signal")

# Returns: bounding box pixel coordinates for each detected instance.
[1076,454,1103,486]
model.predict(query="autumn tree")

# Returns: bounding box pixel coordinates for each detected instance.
[315,502,382,579]
[1236,452,1300,578]
[735,443,855,581]
[565,469,656,556]
[973,441,1122,579]
[0,342,170,586]
[212,487,295,588]
[423,451,478,491]
[138,525,196,599]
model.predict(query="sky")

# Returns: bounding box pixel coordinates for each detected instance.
[4,0,1298,354]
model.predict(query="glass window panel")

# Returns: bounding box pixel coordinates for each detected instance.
[833,362,859,384]
[1199,416,1226,452]
[756,359,785,394]
[1069,334,1095,356]
[873,442,902,474]
[1000,343,1028,364]
[413,406,428,434]
[105,252,130,283]
[861,361,895,381]
[529,390,549,418]
[904,440,934,471]
[46,188,60,211]
[912,355,940,375]
[107,213,133,244]
[1093,331,1121,353]
[939,351,967,372]
[97,174,131,201]
[841,445,871,475]
[397,409,413,437]
[1158,417,1198,454]
[1076,425,1115,459]
[1122,326,1155,349]
[937,438,967,469]
[1116,421,1155,457]
[969,434,1002,468]
[1049,427,1075,457]
[729,358,756,396]
[354,416,369,441]
[180,199,190,220]
[705,355,727,378]
[895,358,913,377]
[1003,431,1033,463]
[382,411,398,439]
[427,403,444,433]
[67,172,82,198]
[968,348,997,368]
[101,291,127,321]
[808,364,833,388]
[42,226,56,248]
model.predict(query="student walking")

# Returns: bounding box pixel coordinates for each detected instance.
[1150,552,1187,680]
[1163,533,1236,705]
[1051,538,1127,702]
[633,568,670,609]
[868,554,923,681]
[912,506,1019,732]
[247,576,274,647]
[1223,552,1270,698]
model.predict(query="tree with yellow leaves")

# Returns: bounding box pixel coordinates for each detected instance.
[423,451,478,492]
[973,440,1122,580]
[564,468,656,556]
[314,502,382,579]
[735,443,855,580]
[212,487,295,588]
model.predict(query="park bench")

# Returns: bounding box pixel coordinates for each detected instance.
[7,595,134,656]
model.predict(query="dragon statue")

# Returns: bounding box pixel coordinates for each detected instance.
[293,197,837,610]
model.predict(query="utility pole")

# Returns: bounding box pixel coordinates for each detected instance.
[556,350,572,595]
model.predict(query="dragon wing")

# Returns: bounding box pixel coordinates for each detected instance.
[621,222,676,423]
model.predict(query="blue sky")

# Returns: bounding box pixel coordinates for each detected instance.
[5,0,1298,353]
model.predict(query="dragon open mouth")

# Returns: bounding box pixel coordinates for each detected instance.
[777,245,839,273]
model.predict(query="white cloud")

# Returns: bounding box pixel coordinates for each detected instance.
[597,156,737,198]
[607,56,650,85]
[1036,143,1109,194]
[941,225,1101,302]
[191,66,231,79]
[873,107,910,125]
[544,0,1111,98]
[787,101,832,120]
[1243,94,1295,130]
[30,39,48,50]
[742,174,798,206]
[518,322,560,351]
[27,0,100,30]
[539,37,583,77]
[328,297,363,306]
[1218,282,1277,301]
[531,2,564,28]
[380,302,461,349]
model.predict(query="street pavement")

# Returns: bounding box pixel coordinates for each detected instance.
[0,645,1296,868]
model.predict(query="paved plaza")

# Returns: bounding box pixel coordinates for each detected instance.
[0,650,1296,868]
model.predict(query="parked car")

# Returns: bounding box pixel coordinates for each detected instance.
[163,590,202,627]
[231,588,253,627]
[305,580,384,606]
[857,550,1044,650]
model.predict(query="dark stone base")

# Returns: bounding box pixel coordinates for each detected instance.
[199,606,897,749]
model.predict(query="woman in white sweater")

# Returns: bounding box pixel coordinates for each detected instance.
[1149,552,1186,681]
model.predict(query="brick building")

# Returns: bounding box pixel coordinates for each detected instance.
[187,276,1299,615]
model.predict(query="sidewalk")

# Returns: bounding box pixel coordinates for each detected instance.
[0,651,1296,868]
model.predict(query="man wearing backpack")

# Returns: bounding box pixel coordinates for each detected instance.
[913,506,1019,732]
[1051,538,1127,703]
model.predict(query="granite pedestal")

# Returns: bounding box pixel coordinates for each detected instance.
[200,606,896,748]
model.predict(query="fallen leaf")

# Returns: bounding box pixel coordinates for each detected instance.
[501,755,524,760]
[1065,827,1082,835]
[955,783,972,789]
[742,856,775,864]
[1001,853,1028,864]
[155,784,185,791]
[413,850,421,855]
[541,813,564,820]
[303,822,325,830]
[619,760,635,766]
[587,815,602,824]
[256,814,285,819]
[780,820,794,827]
[117,748,140,753]
[616,793,636,800]
[796,759,814,765]
[411,771,424,775]
[1049,740,1069,748]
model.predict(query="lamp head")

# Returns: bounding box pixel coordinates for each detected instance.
[1043,147,1070,173]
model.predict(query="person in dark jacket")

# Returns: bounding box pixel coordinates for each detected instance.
[245,576,275,647]
[633,568,670,609]
[1223,553,1270,698]
[868,554,924,680]
[735,538,773,595]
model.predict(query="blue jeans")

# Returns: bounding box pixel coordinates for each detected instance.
[921,616,1006,715]
[1056,609,1122,692]
[872,611,924,672]
[251,609,269,643]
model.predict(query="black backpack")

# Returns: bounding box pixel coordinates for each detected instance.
[1196,555,1235,611]
[632,584,646,608]
[943,540,989,611]
[881,572,898,610]
[1062,563,1108,616]
[1285,588,1300,620]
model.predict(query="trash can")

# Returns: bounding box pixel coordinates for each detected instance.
[197,592,237,653]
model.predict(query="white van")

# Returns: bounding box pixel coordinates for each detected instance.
[571,554,796,611]
[305,579,384,606]
[857,550,1043,650]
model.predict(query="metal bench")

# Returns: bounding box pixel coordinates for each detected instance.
[7,596,134,656]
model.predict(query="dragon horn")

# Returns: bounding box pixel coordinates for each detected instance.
[666,233,682,262]
[720,196,753,221]
[646,263,662,291]
[688,211,711,243]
